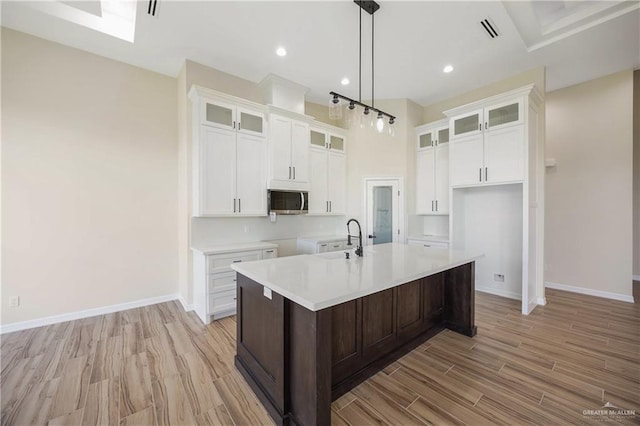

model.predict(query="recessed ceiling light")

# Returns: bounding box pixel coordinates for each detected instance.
[276,47,287,57]
[443,64,454,73]
[341,77,350,86]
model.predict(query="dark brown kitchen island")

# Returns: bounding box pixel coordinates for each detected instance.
[231,243,479,426]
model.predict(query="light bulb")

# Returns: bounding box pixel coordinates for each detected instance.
[376,113,384,133]
[329,96,342,120]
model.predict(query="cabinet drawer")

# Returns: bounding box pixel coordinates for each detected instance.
[208,290,237,314]
[207,251,261,274]
[408,240,449,248]
[208,272,237,294]
[328,242,345,251]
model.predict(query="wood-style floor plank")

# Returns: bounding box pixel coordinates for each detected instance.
[1,288,638,425]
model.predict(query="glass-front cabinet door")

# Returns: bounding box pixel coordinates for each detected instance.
[329,134,345,152]
[237,107,265,137]
[451,109,483,138]
[418,131,433,150]
[203,100,235,130]
[437,127,449,146]
[310,129,327,148]
[485,99,523,131]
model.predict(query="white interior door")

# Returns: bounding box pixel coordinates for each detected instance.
[365,179,404,245]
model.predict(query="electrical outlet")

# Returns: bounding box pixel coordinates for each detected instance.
[493,273,505,282]
[9,296,20,307]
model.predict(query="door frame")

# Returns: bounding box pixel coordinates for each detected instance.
[363,177,405,246]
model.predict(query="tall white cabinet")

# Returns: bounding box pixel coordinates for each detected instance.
[189,87,268,217]
[416,120,449,215]
[445,85,544,315]
[308,125,347,215]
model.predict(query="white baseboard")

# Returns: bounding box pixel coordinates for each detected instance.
[178,296,194,312]
[545,281,634,303]
[0,293,180,335]
[536,297,547,306]
[633,275,640,281]
[476,286,522,301]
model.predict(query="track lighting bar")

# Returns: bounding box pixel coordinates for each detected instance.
[330,91,396,124]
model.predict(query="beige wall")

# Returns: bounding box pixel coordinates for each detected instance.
[423,67,545,123]
[634,70,640,278]
[1,29,179,325]
[546,70,633,297]
[343,99,423,233]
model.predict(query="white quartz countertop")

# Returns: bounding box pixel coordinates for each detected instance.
[231,242,482,311]
[191,241,278,255]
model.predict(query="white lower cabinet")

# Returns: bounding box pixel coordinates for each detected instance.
[192,243,278,324]
[297,236,348,254]
[407,239,449,248]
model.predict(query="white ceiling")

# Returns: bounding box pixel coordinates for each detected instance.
[2,1,639,106]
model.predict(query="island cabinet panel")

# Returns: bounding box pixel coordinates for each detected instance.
[423,273,445,329]
[235,275,286,420]
[288,303,332,426]
[444,262,477,336]
[397,280,424,340]
[331,300,362,384]
[362,288,397,360]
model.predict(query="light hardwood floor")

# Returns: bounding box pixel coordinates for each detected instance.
[2,288,638,425]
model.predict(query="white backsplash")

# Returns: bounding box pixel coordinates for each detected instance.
[191,215,345,249]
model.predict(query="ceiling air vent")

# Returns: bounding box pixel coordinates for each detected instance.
[148,0,158,16]
[480,18,499,38]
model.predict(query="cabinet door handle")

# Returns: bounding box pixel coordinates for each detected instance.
[233,260,242,263]
[289,166,292,179]
[435,139,438,146]
[238,122,241,130]
[479,168,482,182]
[431,200,434,211]
[326,201,328,212]
[293,167,296,180]
[265,250,274,253]
[485,122,488,130]
[424,244,431,247]
[238,198,241,213]
[233,198,236,213]
[233,121,236,129]
[478,123,481,131]
[329,201,332,212]
[435,200,438,211]
[485,167,488,181]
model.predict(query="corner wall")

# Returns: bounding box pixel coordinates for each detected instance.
[545,70,633,299]
[633,70,640,280]
[1,29,179,326]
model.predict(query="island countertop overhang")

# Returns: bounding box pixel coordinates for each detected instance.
[231,242,482,311]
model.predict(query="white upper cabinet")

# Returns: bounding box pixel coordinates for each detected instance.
[415,120,449,215]
[190,87,267,217]
[201,126,236,215]
[235,133,267,215]
[448,95,525,187]
[308,125,347,215]
[201,99,266,137]
[267,113,310,190]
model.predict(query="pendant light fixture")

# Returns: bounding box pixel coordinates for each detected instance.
[330,0,395,134]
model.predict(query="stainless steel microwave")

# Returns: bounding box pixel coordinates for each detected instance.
[268,190,308,215]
